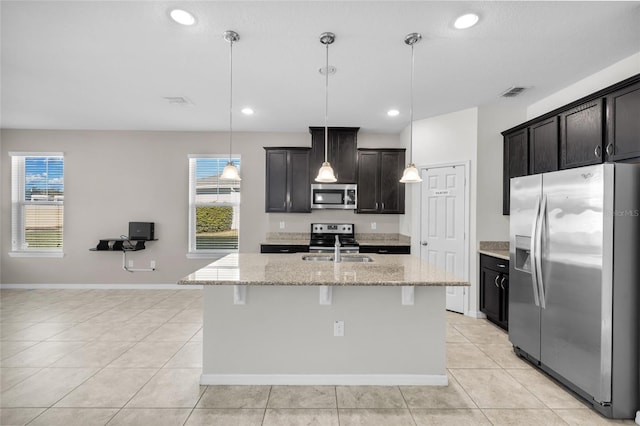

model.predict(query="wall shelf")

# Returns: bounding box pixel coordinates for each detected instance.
[90,238,157,272]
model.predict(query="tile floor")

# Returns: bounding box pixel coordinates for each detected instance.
[0,288,636,426]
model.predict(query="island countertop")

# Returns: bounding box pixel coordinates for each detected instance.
[179,253,469,287]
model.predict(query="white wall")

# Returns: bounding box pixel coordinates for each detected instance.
[0,129,400,285]
[528,52,640,119]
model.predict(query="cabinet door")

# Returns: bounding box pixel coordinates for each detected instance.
[288,150,311,212]
[503,129,528,215]
[529,117,558,174]
[265,150,288,212]
[379,150,405,214]
[331,130,358,183]
[606,82,640,162]
[480,268,502,324]
[560,99,604,169]
[356,151,379,213]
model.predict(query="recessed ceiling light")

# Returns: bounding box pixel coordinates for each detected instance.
[387,109,400,117]
[454,13,479,30]
[170,9,196,26]
[241,107,254,115]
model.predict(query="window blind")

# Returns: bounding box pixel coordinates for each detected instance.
[188,156,241,253]
[10,154,64,253]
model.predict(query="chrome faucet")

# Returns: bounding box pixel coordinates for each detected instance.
[334,235,341,263]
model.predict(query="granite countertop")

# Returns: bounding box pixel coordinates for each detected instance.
[179,253,468,287]
[478,241,509,261]
[261,233,411,247]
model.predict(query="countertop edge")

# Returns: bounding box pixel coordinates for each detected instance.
[178,280,469,287]
[478,249,510,261]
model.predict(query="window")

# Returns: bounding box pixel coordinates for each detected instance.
[10,153,64,257]
[188,156,241,256]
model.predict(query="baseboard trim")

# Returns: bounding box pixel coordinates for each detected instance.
[466,310,487,319]
[0,283,203,290]
[199,373,448,386]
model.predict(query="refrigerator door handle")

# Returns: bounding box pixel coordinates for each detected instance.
[530,196,541,307]
[536,195,547,309]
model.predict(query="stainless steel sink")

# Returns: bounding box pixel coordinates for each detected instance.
[302,255,373,263]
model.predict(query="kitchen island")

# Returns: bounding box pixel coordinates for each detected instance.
[179,253,468,386]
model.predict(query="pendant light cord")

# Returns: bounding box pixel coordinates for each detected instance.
[324,41,329,163]
[409,42,414,164]
[229,38,234,163]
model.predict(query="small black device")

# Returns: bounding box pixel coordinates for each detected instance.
[128,222,155,241]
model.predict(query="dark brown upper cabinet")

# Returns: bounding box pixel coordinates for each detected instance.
[265,147,311,213]
[309,127,358,183]
[529,117,559,174]
[560,99,604,169]
[503,128,529,215]
[606,81,640,162]
[356,149,405,214]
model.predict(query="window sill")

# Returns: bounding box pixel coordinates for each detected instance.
[186,252,232,260]
[9,251,65,258]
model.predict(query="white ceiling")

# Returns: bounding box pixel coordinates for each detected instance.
[2,1,639,133]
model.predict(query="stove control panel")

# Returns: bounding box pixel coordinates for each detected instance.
[311,223,354,235]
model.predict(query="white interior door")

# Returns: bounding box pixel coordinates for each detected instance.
[420,165,467,313]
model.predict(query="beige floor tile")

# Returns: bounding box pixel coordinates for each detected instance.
[0,407,45,426]
[446,343,501,369]
[482,408,568,425]
[338,408,415,426]
[505,368,586,409]
[164,341,202,368]
[0,367,98,407]
[184,408,264,425]
[86,309,144,323]
[0,341,87,367]
[553,408,637,425]
[55,368,157,408]
[2,322,76,341]
[268,386,336,408]
[126,368,204,408]
[197,385,271,409]
[142,323,202,342]
[96,322,160,341]
[107,408,192,426]
[0,367,41,392]
[475,343,532,369]
[107,341,184,368]
[452,323,510,344]
[263,408,338,426]
[445,311,482,325]
[449,368,545,409]
[0,341,38,361]
[27,407,118,426]
[45,308,106,323]
[0,322,37,337]
[46,322,113,341]
[51,341,135,368]
[190,329,203,342]
[411,408,491,425]
[128,308,182,323]
[168,308,203,323]
[400,374,476,409]
[445,325,469,343]
[336,386,406,409]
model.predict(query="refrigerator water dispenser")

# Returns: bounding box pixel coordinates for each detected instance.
[514,235,532,273]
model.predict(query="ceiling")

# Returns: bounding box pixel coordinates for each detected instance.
[2,1,639,133]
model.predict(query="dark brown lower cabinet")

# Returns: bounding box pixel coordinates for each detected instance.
[480,254,509,330]
[260,244,309,254]
[359,245,410,255]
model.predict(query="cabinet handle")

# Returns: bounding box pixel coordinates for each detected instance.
[497,263,506,268]
[381,202,385,210]
[606,143,614,157]
[375,202,379,210]
[378,249,389,254]
[594,145,602,158]
[279,249,291,253]
[494,275,500,288]
[500,276,506,290]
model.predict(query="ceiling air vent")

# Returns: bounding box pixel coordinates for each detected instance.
[163,96,194,106]
[501,87,529,98]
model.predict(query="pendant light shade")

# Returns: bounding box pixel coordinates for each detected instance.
[221,30,241,181]
[400,32,423,184]
[315,32,337,183]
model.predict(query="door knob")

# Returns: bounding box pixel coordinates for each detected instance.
[421,241,428,246]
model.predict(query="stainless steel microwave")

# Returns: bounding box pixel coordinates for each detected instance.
[311,184,357,209]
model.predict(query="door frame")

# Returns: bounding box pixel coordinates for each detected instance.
[418,160,471,315]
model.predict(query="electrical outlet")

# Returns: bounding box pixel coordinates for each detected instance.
[279,221,285,229]
[150,260,156,269]
[371,222,377,230]
[334,320,345,337]
[128,260,134,268]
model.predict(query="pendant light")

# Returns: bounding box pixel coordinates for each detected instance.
[315,32,337,183]
[220,30,241,181]
[400,32,423,184]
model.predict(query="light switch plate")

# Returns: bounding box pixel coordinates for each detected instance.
[334,320,344,337]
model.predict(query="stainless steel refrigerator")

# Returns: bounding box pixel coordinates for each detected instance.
[509,163,640,419]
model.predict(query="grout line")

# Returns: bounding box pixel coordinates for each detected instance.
[261,385,273,425]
